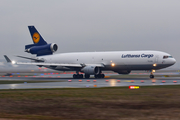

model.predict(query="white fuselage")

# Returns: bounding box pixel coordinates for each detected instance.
[37,50,176,72]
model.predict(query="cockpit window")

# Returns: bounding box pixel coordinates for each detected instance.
[163,56,168,59]
[163,56,173,59]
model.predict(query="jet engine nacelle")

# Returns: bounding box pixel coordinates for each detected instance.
[114,70,131,74]
[25,43,58,56]
[81,66,100,75]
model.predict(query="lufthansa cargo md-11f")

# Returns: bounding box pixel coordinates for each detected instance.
[4,26,176,79]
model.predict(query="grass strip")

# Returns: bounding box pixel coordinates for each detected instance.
[0,85,179,120]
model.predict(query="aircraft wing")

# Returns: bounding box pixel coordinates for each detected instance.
[16,62,104,68]
[16,62,82,67]
[4,55,104,68]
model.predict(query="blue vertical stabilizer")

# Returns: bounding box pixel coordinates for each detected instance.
[25,26,57,56]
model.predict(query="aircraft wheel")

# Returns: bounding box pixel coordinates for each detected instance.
[85,74,90,79]
[150,75,154,78]
[94,75,98,78]
[94,74,105,78]
[80,74,83,78]
[73,74,77,79]
[101,74,105,78]
[97,74,102,78]
[77,74,80,78]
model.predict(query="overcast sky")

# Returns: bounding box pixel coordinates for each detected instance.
[0,0,180,68]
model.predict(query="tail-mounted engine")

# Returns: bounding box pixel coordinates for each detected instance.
[25,43,58,56]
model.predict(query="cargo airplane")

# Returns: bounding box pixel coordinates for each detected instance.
[4,26,176,79]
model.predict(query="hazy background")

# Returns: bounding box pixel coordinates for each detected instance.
[0,0,179,69]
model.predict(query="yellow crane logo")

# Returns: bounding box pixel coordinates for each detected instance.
[33,32,40,43]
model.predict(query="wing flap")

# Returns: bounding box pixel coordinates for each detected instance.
[4,55,105,68]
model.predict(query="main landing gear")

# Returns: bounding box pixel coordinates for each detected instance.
[73,72,105,79]
[85,74,90,79]
[94,74,105,78]
[73,71,83,79]
[73,74,83,79]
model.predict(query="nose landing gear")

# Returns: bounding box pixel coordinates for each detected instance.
[150,74,154,78]
[149,70,155,79]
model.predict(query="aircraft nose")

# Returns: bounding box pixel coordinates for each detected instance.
[171,58,176,65]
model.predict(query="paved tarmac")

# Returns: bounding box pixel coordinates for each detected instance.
[0,75,179,89]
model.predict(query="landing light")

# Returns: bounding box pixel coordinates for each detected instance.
[153,64,157,67]
[111,63,115,67]
[152,70,156,73]
[12,61,16,64]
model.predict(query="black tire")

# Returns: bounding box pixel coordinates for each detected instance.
[97,74,102,78]
[85,74,90,79]
[101,74,105,78]
[94,75,98,78]
[77,74,79,78]
[73,74,77,79]
[150,75,154,78]
[80,74,83,79]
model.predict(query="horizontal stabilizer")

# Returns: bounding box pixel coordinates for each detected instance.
[16,55,44,62]
[4,55,12,63]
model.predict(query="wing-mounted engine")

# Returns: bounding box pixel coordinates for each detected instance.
[81,66,101,75]
[25,43,58,56]
[114,70,131,74]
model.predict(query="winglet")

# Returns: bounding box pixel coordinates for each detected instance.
[4,55,12,63]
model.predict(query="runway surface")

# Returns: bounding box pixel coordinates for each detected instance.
[0,74,179,89]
